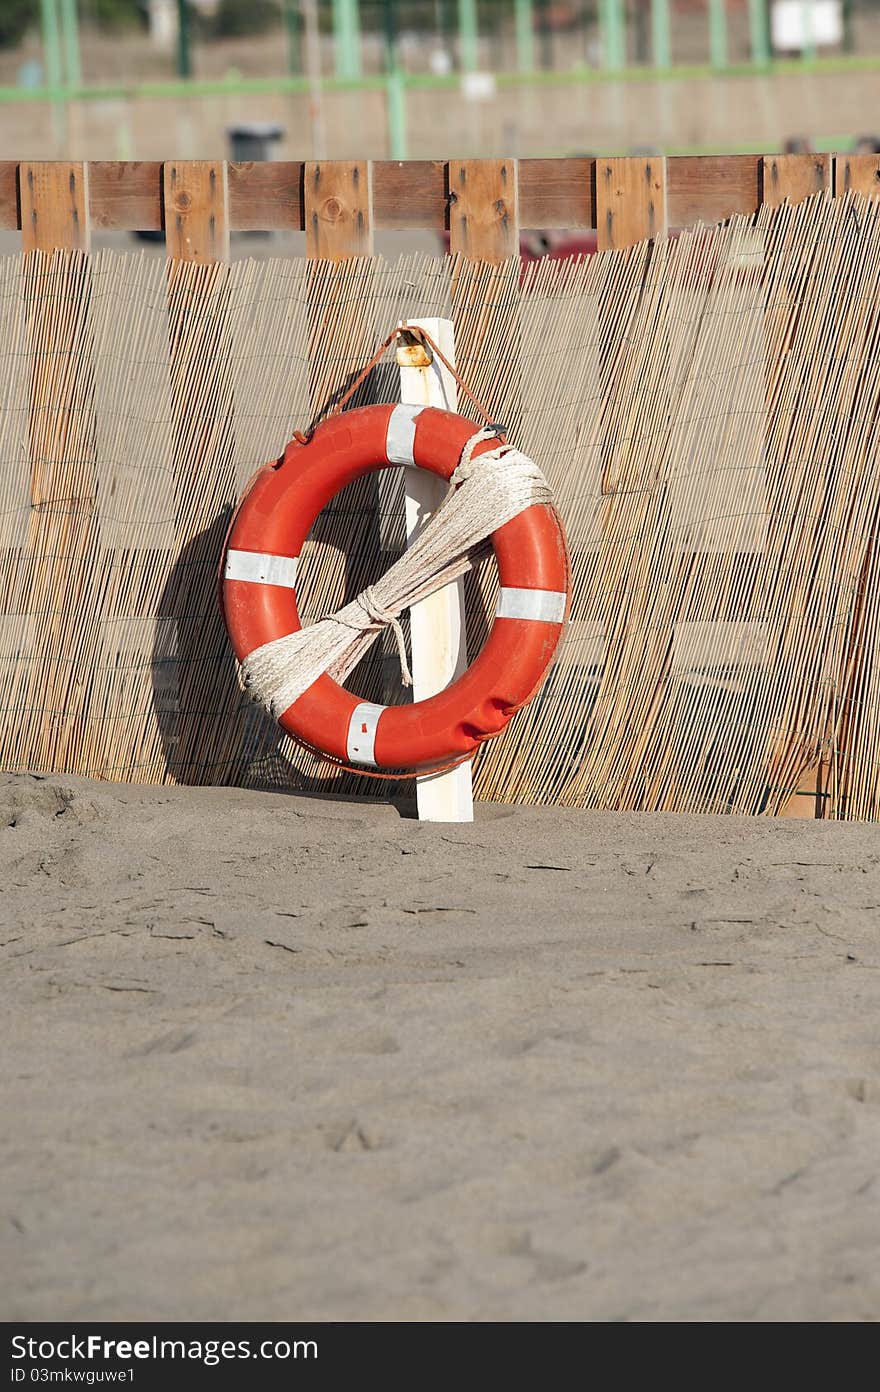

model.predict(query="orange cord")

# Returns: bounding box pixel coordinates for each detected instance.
[298,322,504,442]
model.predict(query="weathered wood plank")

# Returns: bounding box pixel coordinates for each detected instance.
[163,160,229,262]
[19,163,96,770]
[596,156,667,251]
[374,160,445,229]
[835,153,880,198]
[0,156,871,240]
[303,159,375,434]
[162,160,241,783]
[761,153,830,207]
[592,157,674,806]
[228,160,304,230]
[88,160,163,231]
[448,158,519,261]
[302,164,382,787]
[21,163,93,528]
[519,157,593,229]
[667,155,761,228]
[304,160,373,258]
[19,161,90,252]
[0,162,18,230]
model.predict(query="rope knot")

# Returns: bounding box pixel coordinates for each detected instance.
[351,584,412,688]
[357,584,397,630]
[449,426,511,491]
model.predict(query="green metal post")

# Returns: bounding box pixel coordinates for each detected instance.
[59,0,81,88]
[348,0,362,77]
[634,0,649,62]
[40,0,63,92]
[600,0,626,69]
[333,0,362,80]
[802,1,816,60]
[177,0,192,79]
[536,0,552,66]
[708,0,727,68]
[651,0,671,68]
[39,0,66,148]
[436,0,451,45]
[386,69,407,159]
[283,0,300,74]
[515,0,534,72]
[458,0,479,72]
[382,0,397,71]
[747,0,770,65]
[381,0,405,157]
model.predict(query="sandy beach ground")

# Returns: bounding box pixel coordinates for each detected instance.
[3,770,880,1322]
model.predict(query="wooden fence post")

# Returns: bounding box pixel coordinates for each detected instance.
[595,154,667,251]
[304,160,374,422]
[836,153,880,200]
[761,153,831,208]
[161,159,242,785]
[591,157,672,807]
[445,159,522,741]
[305,160,373,260]
[19,161,95,773]
[761,155,832,816]
[448,158,519,263]
[301,162,386,785]
[447,158,520,445]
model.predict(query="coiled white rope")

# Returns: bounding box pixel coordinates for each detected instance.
[240,430,554,720]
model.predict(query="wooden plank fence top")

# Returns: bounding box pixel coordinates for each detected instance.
[1,155,880,251]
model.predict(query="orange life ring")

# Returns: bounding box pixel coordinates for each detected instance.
[221,403,569,772]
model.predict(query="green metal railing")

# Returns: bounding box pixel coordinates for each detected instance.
[16,1,878,164]
[32,0,786,92]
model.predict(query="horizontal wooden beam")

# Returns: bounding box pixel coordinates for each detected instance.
[0,155,861,243]
[666,155,761,228]
[228,160,304,231]
[373,160,445,229]
[519,157,593,229]
[87,161,162,231]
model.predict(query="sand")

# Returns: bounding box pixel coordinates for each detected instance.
[2,770,880,1322]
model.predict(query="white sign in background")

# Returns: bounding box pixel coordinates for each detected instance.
[771,0,842,50]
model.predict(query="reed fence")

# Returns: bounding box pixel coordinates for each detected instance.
[3,157,880,818]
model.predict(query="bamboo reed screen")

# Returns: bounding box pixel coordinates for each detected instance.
[3,190,880,817]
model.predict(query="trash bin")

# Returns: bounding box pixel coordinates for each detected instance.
[226,124,284,162]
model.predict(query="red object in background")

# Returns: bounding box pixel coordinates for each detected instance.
[519,231,599,262]
[440,230,599,262]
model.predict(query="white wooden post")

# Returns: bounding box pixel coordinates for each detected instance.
[397,317,474,822]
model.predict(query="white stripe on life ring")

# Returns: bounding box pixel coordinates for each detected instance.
[225,550,298,588]
[386,404,426,465]
[346,702,386,766]
[495,587,567,623]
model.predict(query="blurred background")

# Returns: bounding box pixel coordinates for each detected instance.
[1,0,879,163]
